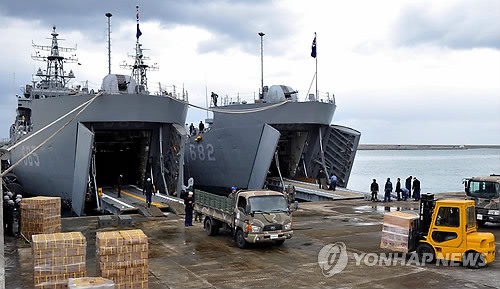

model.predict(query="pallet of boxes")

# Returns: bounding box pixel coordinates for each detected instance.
[32,232,87,289]
[97,229,149,289]
[20,196,61,241]
[380,211,419,253]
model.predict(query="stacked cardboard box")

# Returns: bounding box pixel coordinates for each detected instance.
[96,229,148,289]
[380,211,419,253]
[32,232,87,289]
[21,196,61,240]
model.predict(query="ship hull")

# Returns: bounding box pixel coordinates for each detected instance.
[10,93,187,215]
[184,101,360,194]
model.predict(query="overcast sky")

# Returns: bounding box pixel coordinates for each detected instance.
[0,0,498,144]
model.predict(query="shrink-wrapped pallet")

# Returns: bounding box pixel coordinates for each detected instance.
[21,196,61,240]
[96,230,148,289]
[32,232,87,289]
[380,211,418,253]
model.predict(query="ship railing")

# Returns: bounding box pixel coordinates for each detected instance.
[154,83,189,102]
[217,91,335,106]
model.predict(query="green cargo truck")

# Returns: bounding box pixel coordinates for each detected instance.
[194,189,293,248]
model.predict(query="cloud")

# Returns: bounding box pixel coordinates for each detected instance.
[392,1,500,50]
[0,0,297,55]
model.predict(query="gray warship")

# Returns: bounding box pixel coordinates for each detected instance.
[7,24,188,216]
[184,85,361,194]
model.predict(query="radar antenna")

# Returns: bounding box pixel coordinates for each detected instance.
[31,26,77,89]
[120,5,158,94]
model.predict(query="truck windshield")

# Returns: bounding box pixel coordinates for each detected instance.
[466,181,500,199]
[249,195,288,213]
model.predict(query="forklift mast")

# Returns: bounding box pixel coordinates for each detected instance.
[418,193,435,237]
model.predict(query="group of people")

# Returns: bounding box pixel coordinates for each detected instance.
[3,190,22,237]
[316,169,337,191]
[370,176,421,202]
[188,121,205,136]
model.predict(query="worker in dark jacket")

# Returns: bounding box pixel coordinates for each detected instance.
[370,179,379,202]
[184,191,194,226]
[405,176,412,198]
[5,200,15,236]
[384,178,393,202]
[413,177,421,201]
[198,121,205,133]
[395,178,402,201]
[143,178,154,208]
[316,169,327,189]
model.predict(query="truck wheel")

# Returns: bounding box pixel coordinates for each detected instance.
[464,252,486,269]
[204,218,217,236]
[416,243,435,263]
[235,229,248,249]
[274,239,285,246]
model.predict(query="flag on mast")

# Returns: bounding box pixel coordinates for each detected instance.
[311,33,317,58]
[136,5,142,39]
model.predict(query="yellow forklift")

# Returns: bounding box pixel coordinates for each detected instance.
[383,194,496,268]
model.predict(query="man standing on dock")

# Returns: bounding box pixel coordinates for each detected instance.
[117,173,123,198]
[395,178,401,201]
[370,179,379,202]
[384,178,393,202]
[413,177,421,201]
[405,176,412,198]
[184,191,194,226]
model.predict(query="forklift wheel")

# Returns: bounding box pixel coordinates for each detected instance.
[416,243,435,263]
[464,252,486,269]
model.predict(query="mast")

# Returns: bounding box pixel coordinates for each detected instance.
[258,32,265,99]
[315,32,318,101]
[105,13,112,75]
[32,26,77,90]
[120,5,158,94]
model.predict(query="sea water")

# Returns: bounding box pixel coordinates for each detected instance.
[347,149,500,194]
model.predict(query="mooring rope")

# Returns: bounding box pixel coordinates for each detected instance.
[1,92,102,178]
[167,95,290,114]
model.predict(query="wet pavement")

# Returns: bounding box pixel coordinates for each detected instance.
[4,196,500,288]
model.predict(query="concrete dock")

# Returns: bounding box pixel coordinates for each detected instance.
[4,195,499,288]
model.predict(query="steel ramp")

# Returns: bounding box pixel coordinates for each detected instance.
[268,178,365,201]
[100,185,184,215]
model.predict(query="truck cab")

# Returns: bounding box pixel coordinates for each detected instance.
[233,190,293,248]
[417,199,496,267]
[463,175,500,226]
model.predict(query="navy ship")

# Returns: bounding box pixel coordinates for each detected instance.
[6,22,188,215]
[184,85,360,194]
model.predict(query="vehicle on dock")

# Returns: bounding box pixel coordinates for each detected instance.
[381,194,496,268]
[194,189,293,248]
[463,175,500,226]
